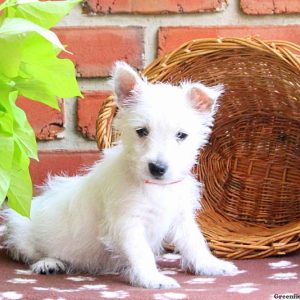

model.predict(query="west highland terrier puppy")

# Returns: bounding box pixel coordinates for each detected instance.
[4,61,237,288]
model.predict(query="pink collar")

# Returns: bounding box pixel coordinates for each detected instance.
[144,179,183,185]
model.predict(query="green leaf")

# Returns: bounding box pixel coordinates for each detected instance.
[0,18,63,78]
[0,17,67,51]
[0,90,36,206]
[0,73,11,84]
[8,0,81,29]
[22,33,61,60]
[0,110,13,135]
[6,142,32,217]
[0,81,12,111]
[14,77,59,109]
[0,0,17,11]
[0,35,25,78]
[19,57,82,100]
[10,32,81,107]
[8,91,38,160]
[0,112,14,205]
[0,167,11,206]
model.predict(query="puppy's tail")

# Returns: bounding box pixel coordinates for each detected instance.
[2,208,38,264]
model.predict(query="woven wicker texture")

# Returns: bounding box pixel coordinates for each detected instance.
[96,38,300,259]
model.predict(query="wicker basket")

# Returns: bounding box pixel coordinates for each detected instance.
[96,38,300,259]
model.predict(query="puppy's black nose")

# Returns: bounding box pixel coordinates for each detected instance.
[148,161,168,178]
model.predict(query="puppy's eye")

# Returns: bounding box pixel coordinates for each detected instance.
[176,132,188,141]
[136,127,149,138]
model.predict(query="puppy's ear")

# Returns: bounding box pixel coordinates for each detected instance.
[111,61,142,107]
[184,83,223,113]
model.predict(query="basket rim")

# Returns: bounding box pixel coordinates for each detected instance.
[143,37,300,82]
[198,208,300,259]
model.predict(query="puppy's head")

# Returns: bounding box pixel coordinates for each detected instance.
[111,61,223,184]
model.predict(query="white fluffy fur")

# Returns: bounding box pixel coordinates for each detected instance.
[3,62,237,288]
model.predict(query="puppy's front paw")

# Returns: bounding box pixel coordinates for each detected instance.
[133,273,180,289]
[195,257,238,276]
[31,258,66,275]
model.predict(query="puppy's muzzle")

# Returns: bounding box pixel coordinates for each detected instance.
[148,161,168,179]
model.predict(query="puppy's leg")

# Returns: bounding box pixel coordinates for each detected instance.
[172,216,238,276]
[118,226,180,289]
[30,258,66,275]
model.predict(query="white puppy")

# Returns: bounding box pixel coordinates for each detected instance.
[4,62,237,288]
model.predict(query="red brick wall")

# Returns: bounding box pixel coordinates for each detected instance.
[83,0,227,14]
[240,0,300,14]
[54,27,144,77]
[22,0,300,185]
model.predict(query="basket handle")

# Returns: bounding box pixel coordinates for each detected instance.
[96,95,118,151]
